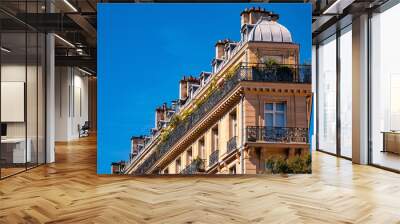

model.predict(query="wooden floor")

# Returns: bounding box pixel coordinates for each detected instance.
[1,136,400,223]
[1,167,26,178]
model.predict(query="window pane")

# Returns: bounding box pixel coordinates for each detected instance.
[265,103,273,111]
[276,103,285,111]
[317,35,337,154]
[265,113,273,126]
[340,26,352,158]
[275,114,285,127]
[371,4,400,171]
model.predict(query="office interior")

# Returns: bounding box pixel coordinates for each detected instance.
[0,0,97,179]
[312,0,400,172]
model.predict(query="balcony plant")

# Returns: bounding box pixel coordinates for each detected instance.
[159,64,241,144]
[264,58,278,67]
[192,157,205,171]
[261,58,295,82]
[276,66,294,82]
[265,153,311,174]
[169,114,181,129]
[287,154,311,174]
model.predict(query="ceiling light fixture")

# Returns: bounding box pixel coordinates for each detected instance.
[54,34,75,48]
[322,0,355,15]
[63,0,78,12]
[1,47,11,53]
[78,67,93,76]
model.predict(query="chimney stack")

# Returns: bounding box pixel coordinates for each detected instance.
[215,39,230,60]
[179,76,200,101]
[130,136,145,159]
[240,7,278,28]
[155,103,167,128]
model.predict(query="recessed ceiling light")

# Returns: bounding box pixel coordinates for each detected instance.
[54,34,75,48]
[63,0,78,12]
[1,47,11,53]
[78,67,93,76]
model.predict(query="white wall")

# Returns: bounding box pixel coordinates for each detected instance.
[1,65,39,137]
[1,63,46,163]
[55,67,89,141]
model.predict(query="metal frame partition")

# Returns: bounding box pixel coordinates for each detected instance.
[314,15,353,161]
[0,1,48,180]
[315,0,400,173]
[367,0,400,173]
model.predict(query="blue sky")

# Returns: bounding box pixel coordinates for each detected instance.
[98,3,311,174]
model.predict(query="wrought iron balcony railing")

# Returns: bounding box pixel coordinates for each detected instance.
[246,126,309,143]
[180,159,206,174]
[239,63,311,84]
[208,150,219,167]
[227,136,238,153]
[134,63,311,174]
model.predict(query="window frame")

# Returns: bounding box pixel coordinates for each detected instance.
[264,102,287,127]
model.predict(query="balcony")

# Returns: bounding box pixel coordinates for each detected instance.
[246,126,309,144]
[180,159,206,174]
[134,63,311,174]
[227,136,238,153]
[239,63,311,84]
[208,150,219,167]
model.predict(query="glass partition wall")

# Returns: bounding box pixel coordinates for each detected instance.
[315,0,400,172]
[317,35,337,155]
[370,3,400,171]
[0,3,46,179]
[339,26,352,159]
[316,25,353,159]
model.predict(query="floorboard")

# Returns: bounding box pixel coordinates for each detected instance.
[1,135,399,223]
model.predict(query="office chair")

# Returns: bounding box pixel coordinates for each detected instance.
[79,121,90,138]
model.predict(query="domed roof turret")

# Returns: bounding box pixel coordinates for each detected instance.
[247,16,292,43]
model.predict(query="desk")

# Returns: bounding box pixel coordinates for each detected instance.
[382,131,400,154]
[1,138,31,164]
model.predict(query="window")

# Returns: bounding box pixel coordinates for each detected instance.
[317,35,337,154]
[198,138,205,159]
[175,158,181,173]
[229,110,237,138]
[186,148,192,164]
[212,126,219,151]
[229,166,236,174]
[340,26,352,158]
[370,4,400,171]
[164,168,169,174]
[315,26,352,158]
[264,103,286,127]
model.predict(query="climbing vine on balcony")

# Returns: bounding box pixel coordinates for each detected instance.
[159,63,241,144]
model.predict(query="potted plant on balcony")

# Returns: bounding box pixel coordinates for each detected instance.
[276,66,294,82]
[259,58,278,81]
[192,157,205,172]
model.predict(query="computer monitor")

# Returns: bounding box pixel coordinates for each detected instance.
[1,123,7,137]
